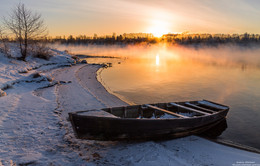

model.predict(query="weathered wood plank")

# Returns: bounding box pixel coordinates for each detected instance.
[184,102,215,113]
[170,102,211,115]
[145,104,188,118]
[198,100,228,110]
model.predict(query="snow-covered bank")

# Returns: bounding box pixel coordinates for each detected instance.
[0,49,259,166]
[0,50,86,165]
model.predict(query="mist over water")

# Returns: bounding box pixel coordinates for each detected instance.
[52,43,260,68]
[55,43,260,149]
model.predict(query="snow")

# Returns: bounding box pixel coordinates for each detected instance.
[0,46,260,165]
[76,110,119,118]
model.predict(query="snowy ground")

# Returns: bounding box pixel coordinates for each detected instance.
[0,48,260,166]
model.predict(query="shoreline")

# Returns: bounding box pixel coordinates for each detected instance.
[76,64,128,108]
[206,137,260,154]
[96,67,136,105]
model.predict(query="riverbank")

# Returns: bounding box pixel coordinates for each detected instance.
[0,50,259,165]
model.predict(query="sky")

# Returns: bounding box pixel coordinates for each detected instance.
[0,0,260,37]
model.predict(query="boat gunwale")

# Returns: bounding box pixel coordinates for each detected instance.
[69,100,229,121]
[69,109,228,121]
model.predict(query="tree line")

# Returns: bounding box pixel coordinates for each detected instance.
[47,32,260,46]
[162,33,260,46]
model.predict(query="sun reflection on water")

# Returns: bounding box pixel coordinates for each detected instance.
[156,54,160,66]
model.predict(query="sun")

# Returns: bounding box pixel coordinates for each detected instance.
[147,20,170,38]
[150,27,167,38]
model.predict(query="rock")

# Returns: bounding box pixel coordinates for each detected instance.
[46,76,53,82]
[32,72,41,78]
[18,69,28,73]
[0,89,7,97]
[107,63,112,67]
[2,84,13,90]
[81,60,88,64]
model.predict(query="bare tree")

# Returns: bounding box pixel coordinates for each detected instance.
[0,26,4,42]
[0,26,3,53]
[0,26,11,57]
[3,3,47,61]
[0,26,3,42]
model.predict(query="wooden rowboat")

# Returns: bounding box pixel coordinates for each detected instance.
[68,100,229,140]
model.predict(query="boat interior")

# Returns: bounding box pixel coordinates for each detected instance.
[101,100,229,119]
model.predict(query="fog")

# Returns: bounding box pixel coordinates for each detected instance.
[51,43,260,70]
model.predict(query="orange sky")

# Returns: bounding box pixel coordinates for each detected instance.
[1,0,260,37]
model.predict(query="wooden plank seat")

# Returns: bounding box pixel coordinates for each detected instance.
[144,104,188,118]
[169,102,211,116]
[198,100,228,110]
[184,102,215,113]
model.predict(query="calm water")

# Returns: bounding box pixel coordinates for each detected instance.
[56,44,260,149]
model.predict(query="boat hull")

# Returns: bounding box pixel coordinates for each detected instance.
[69,108,228,140]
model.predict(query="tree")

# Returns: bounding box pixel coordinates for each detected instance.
[3,3,47,61]
[0,26,3,41]
[0,26,11,57]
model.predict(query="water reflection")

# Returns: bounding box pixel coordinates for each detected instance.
[199,119,228,138]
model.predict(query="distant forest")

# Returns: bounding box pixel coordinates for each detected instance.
[3,32,260,46]
[46,33,260,46]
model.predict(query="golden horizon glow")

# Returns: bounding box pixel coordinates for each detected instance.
[150,29,167,38]
[146,12,172,37]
